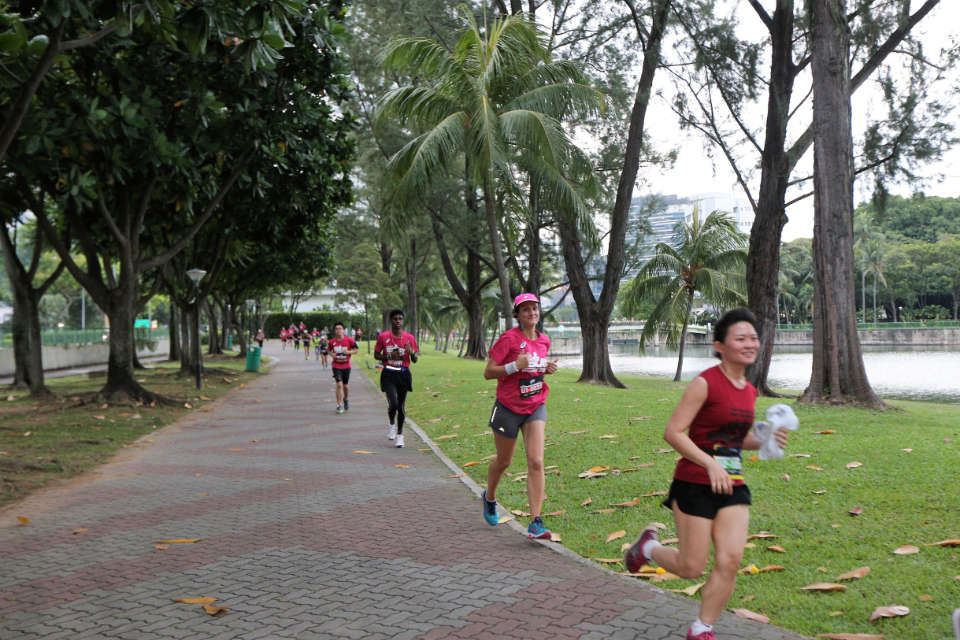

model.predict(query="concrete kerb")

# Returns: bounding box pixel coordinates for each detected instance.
[354,370,676,596]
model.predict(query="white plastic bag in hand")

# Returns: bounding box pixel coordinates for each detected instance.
[752,404,799,460]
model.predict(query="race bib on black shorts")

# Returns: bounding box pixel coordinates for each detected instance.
[518,375,544,399]
[712,446,743,478]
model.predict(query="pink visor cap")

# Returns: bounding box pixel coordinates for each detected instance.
[513,293,539,310]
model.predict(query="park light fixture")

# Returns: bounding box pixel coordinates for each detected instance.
[186,268,206,390]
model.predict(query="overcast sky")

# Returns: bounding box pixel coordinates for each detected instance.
[638,2,960,241]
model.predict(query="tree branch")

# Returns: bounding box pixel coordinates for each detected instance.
[747,0,774,32]
[59,22,119,51]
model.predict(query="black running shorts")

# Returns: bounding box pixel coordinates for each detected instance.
[488,400,547,439]
[332,367,351,384]
[662,478,752,519]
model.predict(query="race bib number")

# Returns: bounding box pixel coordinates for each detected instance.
[334,346,347,361]
[713,446,743,478]
[518,375,544,398]
[387,346,405,368]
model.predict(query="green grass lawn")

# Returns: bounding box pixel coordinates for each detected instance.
[0,352,264,508]
[376,344,960,639]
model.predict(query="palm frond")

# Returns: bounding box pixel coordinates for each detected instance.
[506,83,605,120]
[375,86,460,129]
[387,112,466,197]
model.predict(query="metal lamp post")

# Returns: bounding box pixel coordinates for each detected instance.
[186,268,207,390]
[246,299,255,343]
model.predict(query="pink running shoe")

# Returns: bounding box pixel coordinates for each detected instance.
[624,524,658,574]
[685,629,716,640]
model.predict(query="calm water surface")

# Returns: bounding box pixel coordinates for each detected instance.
[558,344,960,404]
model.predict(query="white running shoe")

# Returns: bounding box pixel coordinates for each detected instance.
[395,434,405,448]
[388,424,397,440]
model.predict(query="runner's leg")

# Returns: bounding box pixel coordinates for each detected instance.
[698,504,749,625]
[384,382,399,428]
[395,387,408,434]
[648,504,713,579]
[486,432,517,501]
[521,420,546,517]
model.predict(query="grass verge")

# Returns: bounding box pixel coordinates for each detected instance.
[374,345,960,640]
[0,353,264,510]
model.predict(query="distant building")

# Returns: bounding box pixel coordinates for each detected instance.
[627,192,754,275]
[279,287,364,314]
[0,301,11,325]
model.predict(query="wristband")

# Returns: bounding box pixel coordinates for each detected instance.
[504,361,519,375]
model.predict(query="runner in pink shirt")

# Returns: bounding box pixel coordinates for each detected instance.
[374,310,419,448]
[328,322,358,414]
[481,293,559,539]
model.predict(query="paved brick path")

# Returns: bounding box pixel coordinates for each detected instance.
[0,344,808,639]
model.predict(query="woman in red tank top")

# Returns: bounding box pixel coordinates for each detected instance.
[624,308,791,640]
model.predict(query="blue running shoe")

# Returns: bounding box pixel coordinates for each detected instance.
[481,490,498,526]
[344,399,349,411]
[526,516,551,540]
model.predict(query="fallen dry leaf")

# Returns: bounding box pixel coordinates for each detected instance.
[869,605,909,622]
[760,565,786,572]
[16,516,29,524]
[606,529,626,543]
[892,545,919,555]
[641,490,667,497]
[592,557,623,564]
[156,538,201,544]
[175,597,218,604]
[807,465,825,471]
[184,403,192,409]
[551,533,562,542]
[789,453,812,458]
[781,474,791,481]
[250,439,260,443]
[394,464,409,469]
[72,528,88,535]
[816,429,837,434]
[845,461,863,469]
[812,490,827,494]
[748,532,778,540]
[93,414,106,420]
[544,510,566,517]
[628,416,651,421]
[671,582,705,596]
[436,434,458,440]
[154,544,168,550]
[816,635,883,640]
[924,539,960,547]
[611,498,640,507]
[566,429,588,435]
[848,506,863,516]
[740,564,761,575]
[837,567,870,581]
[203,605,229,616]
[902,448,913,453]
[463,461,480,467]
[580,497,593,506]
[352,450,375,455]
[594,508,616,514]
[498,515,514,524]
[512,509,531,517]
[801,583,847,592]
[732,609,769,624]
[919,594,933,601]
[599,434,619,439]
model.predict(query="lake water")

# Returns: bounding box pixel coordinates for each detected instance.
[558,344,960,404]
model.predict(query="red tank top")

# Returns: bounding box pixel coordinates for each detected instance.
[674,365,757,486]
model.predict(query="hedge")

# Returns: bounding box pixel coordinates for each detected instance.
[263,312,372,339]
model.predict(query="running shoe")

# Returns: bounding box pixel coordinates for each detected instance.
[388,424,397,440]
[624,524,659,574]
[336,405,344,414]
[685,630,716,640]
[344,399,349,411]
[481,490,498,526]
[395,434,404,448]
[526,517,551,540]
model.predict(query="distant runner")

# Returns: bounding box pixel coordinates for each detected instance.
[481,293,558,540]
[374,310,419,449]
[328,322,358,414]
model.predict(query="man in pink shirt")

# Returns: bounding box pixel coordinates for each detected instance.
[374,309,419,448]
[328,322,358,414]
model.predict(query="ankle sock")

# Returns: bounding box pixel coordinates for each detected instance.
[690,619,712,635]
[642,538,661,561]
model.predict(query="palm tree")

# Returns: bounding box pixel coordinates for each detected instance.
[377,7,603,320]
[623,206,748,381]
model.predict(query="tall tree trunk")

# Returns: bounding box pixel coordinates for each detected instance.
[179,302,192,372]
[746,0,796,396]
[483,174,514,323]
[558,0,670,388]
[101,283,157,402]
[872,275,878,323]
[674,292,694,382]
[7,288,46,395]
[801,0,884,408]
[206,300,221,355]
[406,237,419,339]
[168,301,180,361]
[861,268,867,323]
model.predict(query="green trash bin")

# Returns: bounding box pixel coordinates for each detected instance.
[245,345,261,371]
[227,334,233,349]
